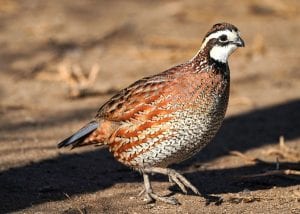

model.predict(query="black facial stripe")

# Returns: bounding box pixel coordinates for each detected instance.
[204,38,231,48]
[217,41,230,46]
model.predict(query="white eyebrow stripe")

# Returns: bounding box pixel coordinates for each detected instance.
[200,30,236,50]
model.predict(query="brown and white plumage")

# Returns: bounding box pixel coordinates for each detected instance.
[58,23,244,204]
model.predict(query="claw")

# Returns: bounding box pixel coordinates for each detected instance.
[149,193,179,205]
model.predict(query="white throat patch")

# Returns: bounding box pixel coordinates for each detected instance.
[209,44,237,63]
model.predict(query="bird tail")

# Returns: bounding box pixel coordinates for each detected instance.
[57,121,99,148]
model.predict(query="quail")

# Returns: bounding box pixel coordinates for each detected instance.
[58,23,245,205]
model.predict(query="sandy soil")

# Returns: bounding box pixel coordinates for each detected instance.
[0,0,299,213]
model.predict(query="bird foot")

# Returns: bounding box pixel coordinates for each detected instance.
[145,192,179,205]
[139,187,179,205]
[141,173,179,205]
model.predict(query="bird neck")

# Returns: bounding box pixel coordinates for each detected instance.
[191,47,228,75]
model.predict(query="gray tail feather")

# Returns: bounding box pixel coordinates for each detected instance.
[57,121,98,148]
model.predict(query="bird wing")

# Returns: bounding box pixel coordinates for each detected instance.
[95,68,180,122]
[93,69,184,164]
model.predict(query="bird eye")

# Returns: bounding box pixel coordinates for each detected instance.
[219,35,228,42]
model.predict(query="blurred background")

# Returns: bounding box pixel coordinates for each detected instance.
[0,0,299,213]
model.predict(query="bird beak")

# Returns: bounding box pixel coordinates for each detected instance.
[234,36,245,47]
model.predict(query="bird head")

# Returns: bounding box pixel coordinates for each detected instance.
[200,23,245,64]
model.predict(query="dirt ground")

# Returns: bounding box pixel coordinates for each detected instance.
[0,0,300,213]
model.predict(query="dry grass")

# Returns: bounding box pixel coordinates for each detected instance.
[230,136,300,181]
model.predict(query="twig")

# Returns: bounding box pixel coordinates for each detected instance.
[265,136,300,162]
[239,169,300,180]
[230,147,300,181]
[229,151,265,164]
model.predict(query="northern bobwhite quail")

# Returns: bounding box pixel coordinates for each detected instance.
[58,23,245,205]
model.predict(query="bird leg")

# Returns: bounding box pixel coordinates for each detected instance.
[140,167,200,205]
[141,173,179,205]
[144,167,200,195]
